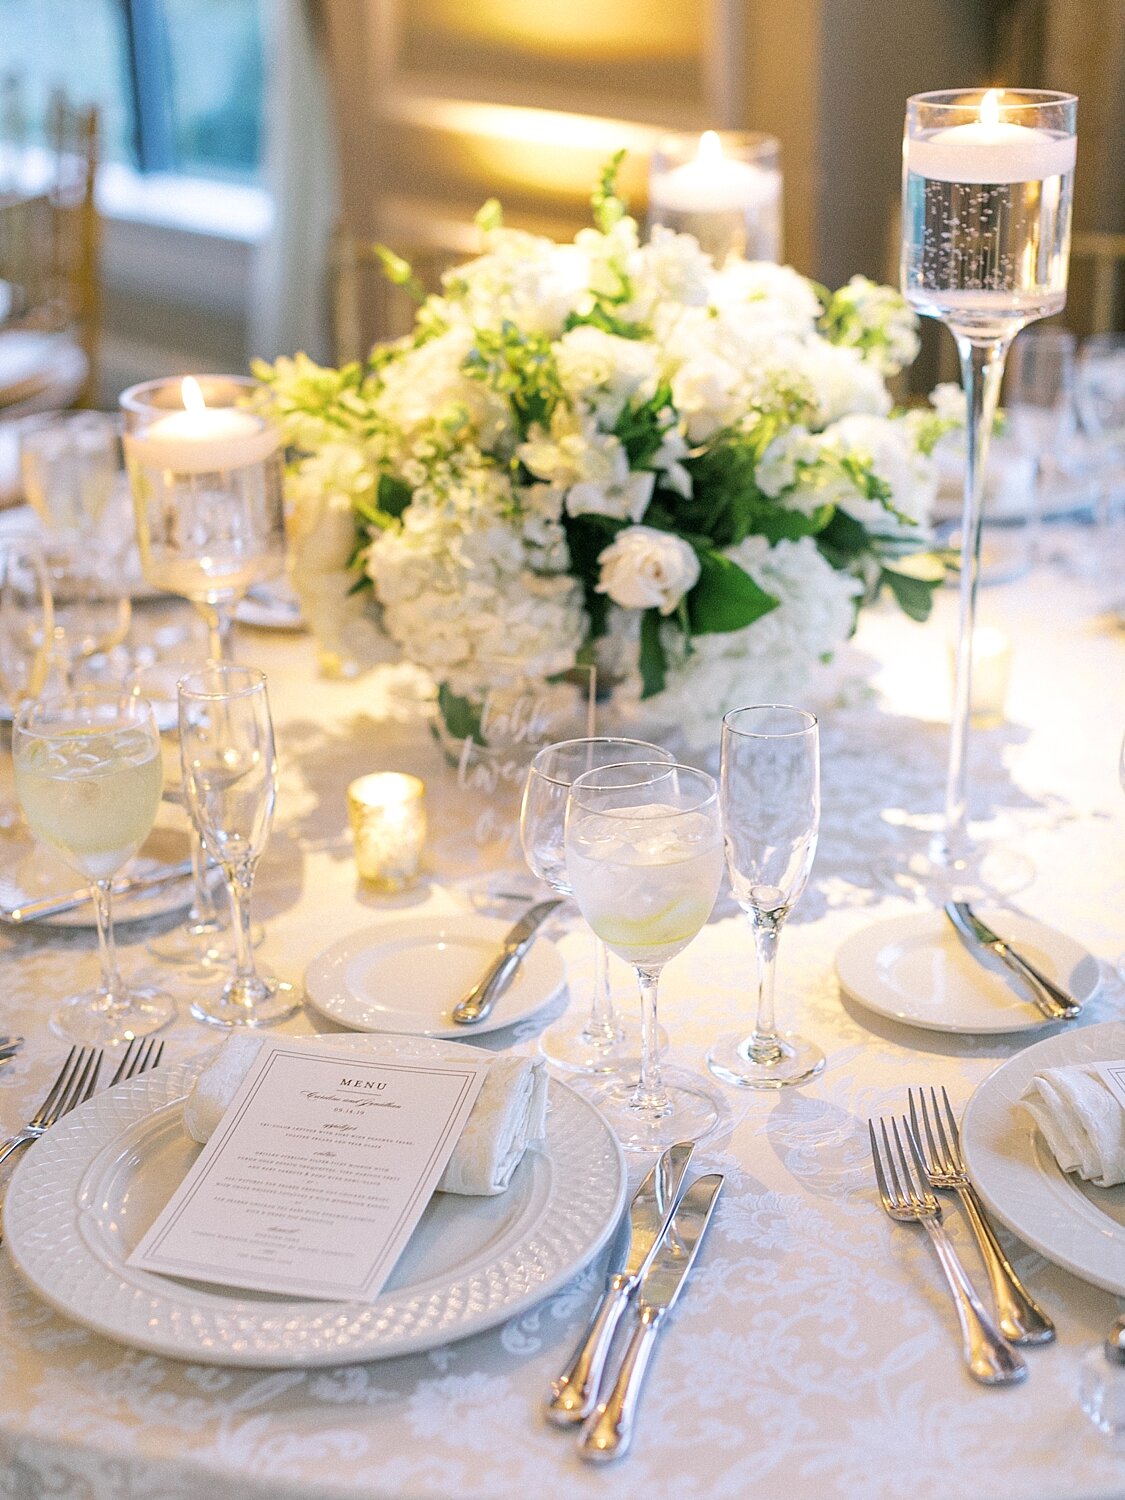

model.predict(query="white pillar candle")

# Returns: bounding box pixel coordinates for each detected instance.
[124,377,279,473]
[906,89,1076,184]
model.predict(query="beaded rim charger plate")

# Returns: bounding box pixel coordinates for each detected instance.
[3,1041,626,1366]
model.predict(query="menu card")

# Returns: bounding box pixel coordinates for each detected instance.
[129,1039,490,1302]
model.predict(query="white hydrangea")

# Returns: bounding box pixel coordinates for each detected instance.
[554,325,659,426]
[822,413,937,530]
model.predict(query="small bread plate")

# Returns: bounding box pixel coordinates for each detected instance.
[234,579,304,631]
[0,825,195,928]
[962,1020,1125,1294]
[3,1036,626,1366]
[834,907,1099,1035]
[304,914,567,1038]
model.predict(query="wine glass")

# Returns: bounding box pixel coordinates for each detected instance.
[901,88,1077,898]
[12,688,176,1044]
[565,760,725,1150]
[120,376,286,663]
[707,705,823,1089]
[0,539,54,830]
[127,660,241,970]
[40,536,131,688]
[520,736,673,1073]
[177,664,297,1027]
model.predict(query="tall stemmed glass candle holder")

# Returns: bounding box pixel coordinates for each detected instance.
[707,706,823,1089]
[177,666,297,1028]
[565,761,725,1151]
[902,88,1076,896]
[120,376,286,662]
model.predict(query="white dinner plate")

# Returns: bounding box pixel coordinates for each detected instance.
[0,825,196,928]
[961,1021,1125,1294]
[3,1039,626,1366]
[304,915,567,1038]
[835,908,1099,1034]
[234,580,304,631]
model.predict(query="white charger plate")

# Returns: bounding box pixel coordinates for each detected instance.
[304,915,566,1038]
[834,908,1100,1034]
[3,1039,626,1366]
[961,1020,1125,1294]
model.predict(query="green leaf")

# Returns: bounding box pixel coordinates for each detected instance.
[437,684,485,745]
[687,552,778,635]
[373,245,426,304]
[377,473,412,518]
[816,508,870,562]
[638,610,666,697]
[881,566,941,622]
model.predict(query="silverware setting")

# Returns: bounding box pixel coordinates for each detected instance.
[944,901,1081,1020]
[0,1036,23,1062]
[0,859,195,924]
[868,1113,1026,1386]
[908,1085,1054,1345]
[451,897,563,1025]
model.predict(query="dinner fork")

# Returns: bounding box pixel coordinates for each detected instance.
[868,1115,1026,1385]
[0,1046,103,1172]
[107,1036,165,1087]
[909,1086,1054,1346]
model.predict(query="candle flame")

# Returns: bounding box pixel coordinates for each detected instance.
[181,376,206,414]
[979,89,1002,129]
[698,129,724,165]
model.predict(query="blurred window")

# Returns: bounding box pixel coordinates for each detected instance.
[0,0,264,184]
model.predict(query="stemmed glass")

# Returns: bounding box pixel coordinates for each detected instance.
[565,761,725,1150]
[520,737,673,1073]
[707,706,823,1089]
[901,88,1077,897]
[1074,334,1125,580]
[1005,327,1077,566]
[12,688,176,1044]
[120,376,286,662]
[177,665,297,1027]
[39,536,131,688]
[0,540,54,829]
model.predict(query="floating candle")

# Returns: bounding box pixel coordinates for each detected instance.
[907,89,1077,184]
[124,377,279,474]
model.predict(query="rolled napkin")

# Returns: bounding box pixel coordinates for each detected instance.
[1021,1062,1125,1187]
[183,1033,549,1196]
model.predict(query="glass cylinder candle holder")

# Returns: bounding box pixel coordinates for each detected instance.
[648,129,782,264]
[348,773,426,891]
[120,375,287,661]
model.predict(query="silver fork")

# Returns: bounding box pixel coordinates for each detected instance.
[868,1115,1026,1385]
[107,1036,165,1087]
[909,1086,1054,1346]
[0,1046,104,1172]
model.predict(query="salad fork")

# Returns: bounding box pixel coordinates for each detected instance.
[868,1115,1026,1385]
[0,1046,103,1172]
[108,1035,165,1087]
[909,1086,1054,1345]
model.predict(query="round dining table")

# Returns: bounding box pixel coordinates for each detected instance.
[0,543,1122,1500]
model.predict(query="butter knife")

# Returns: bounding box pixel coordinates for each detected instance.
[1,859,195,924]
[944,902,1081,1020]
[545,1140,694,1426]
[451,898,563,1025]
[579,1172,724,1462]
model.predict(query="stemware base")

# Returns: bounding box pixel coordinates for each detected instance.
[593,1067,727,1152]
[190,975,300,1030]
[888,837,1035,904]
[707,1031,824,1090]
[538,1012,667,1075]
[146,918,263,967]
[50,985,176,1048]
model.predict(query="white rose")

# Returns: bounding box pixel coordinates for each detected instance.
[596,526,701,615]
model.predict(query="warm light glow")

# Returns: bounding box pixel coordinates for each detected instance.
[698,130,724,166]
[181,376,205,414]
[980,89,1002,129]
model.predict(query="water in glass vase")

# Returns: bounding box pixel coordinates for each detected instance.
[15,726,162,880]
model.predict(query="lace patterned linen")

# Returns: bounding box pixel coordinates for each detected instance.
[0,561,1122,1499]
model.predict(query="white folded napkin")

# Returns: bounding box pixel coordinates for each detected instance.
[183,1033,549,1196]
[1021,1061,1125,1187]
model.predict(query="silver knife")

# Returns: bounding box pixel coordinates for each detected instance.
[944,902,1081,1020]
[579,1172,724,1462]
[1,859,195,924]
[450,898,562,1024]
[545,1140,694,1426]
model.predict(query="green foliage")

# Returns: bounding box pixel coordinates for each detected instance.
[437,684,485,745]
[373,245,426,304]
[638,610,666,696]
[687,552,778,634]
[475,198,503,234]
[880,565,941,621]
[592,150,628,232]
[462,323,563,437]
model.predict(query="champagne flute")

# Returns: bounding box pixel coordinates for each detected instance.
[707,705,823,1089]
[565,760,725,1150]
[177,664,297,1027]
[901,88,1077,897]
[520,736,673,1073]
[12,689,176,1044]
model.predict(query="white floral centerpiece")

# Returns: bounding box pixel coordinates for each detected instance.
[256,158,952,747]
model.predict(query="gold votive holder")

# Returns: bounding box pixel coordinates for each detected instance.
[347,773,426,891]
[949,626,1013,728]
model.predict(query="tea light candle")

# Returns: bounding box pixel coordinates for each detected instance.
[906,89,1076,184]
[124,376,279,474]
[649,130,782,263]
[949,625,1013,727]
[347,773,426,890]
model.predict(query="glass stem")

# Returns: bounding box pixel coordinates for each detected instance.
[582,935,619,1046]
[631,965,668,1115]
[198,602,232,663]
[91,878,126,1008]
[226,860,259,986]
[943,334,1010,861]
[748,911,783,1064]
[187,827,222,928]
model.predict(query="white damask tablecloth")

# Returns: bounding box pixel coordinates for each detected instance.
[0,558,1122,1500]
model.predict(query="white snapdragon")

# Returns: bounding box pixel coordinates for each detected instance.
[596,526,701,614]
